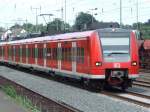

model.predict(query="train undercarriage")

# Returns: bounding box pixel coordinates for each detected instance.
[82,69,133,91]
[105,69,132,91]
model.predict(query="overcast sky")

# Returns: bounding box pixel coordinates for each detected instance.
[0,0,149,28]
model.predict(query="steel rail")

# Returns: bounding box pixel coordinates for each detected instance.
[101,91,150,108]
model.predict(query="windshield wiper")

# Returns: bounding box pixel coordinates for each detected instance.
[107,52,128,56]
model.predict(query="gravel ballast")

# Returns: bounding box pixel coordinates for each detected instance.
[0,66,149,112]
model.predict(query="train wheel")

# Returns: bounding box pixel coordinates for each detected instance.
[83,79,104,92]
[121,82,128,91]
[82,78,90,89]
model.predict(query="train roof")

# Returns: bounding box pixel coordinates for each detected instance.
[0,28,134,45]
[96,28,131,33]
[0,30,94,45]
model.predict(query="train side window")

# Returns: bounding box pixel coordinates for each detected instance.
[22,48,24,57]
[34,48,36,59]
[11,47,13,57]
[28,48,30,58]
[81,48,84,63]
[43,47,46,59]
[77,47,80,63]
[46,48,50,60]
[38,48,43,59]
[62,48,64,61]
[20,46,22,58]
[64,48,67,61]
[68,48,71,61]
[19,47,20,57]
[77,47,84,64]
[53,48,57,60]
[38,48,40,59]
[32,48,35,58]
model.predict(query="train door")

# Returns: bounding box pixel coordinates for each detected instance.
[72,42,76,73]
[46,42,57,68]
[51,42,58,69]
[8,45,12,61]
[43,43,46,67]
[16,45,20,63]
[58,43,61,71]
[28,44,35,65]
[4,45,7,61]
[76,40,89,74]
[22,44,26,64]
[61,41,72,71]
[46,42,51,67]
[20,45,22,63]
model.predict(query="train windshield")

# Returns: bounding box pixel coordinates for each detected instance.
[98,30,130,62]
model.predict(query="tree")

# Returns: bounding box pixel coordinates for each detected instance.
[0,27,5,32]
[10,24,22,29]
[132,20,150,39]
[74,12,98,31]
[47,18,70,34]
[22,23,46,33]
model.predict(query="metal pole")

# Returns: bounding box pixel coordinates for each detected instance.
[136,0,139,30]
[31,7,41,32]
[64,0,66,32]
[35,8,38,32]
[120,0,122,27]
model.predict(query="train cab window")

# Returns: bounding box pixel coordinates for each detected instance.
[98,30,130,62]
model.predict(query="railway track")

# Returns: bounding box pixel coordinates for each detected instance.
[133,80,150,88]
[0,76,81,112]
[1,64,150,109]
[139,69,150,73]
[102,90,150,108]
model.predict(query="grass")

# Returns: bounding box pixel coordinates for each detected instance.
[1,85,40,112]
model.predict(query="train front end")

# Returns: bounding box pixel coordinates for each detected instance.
[98,28,139,90]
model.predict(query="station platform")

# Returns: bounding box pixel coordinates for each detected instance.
[0,90,28,112]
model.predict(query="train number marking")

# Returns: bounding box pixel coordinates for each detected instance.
[114,63,121,68]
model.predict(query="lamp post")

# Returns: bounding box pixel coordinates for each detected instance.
[120,0,122,27]
[136,0,139,30]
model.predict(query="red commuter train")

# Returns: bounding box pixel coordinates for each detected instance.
[0,28,139,90]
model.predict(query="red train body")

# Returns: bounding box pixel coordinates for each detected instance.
[0,28,139,90]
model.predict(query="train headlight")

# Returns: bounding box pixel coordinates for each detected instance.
[131,61,137,66]
[95,62,102,66]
